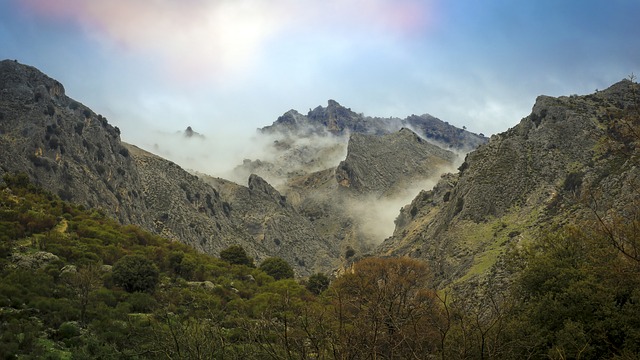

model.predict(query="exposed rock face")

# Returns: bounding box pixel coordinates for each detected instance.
[0,60,336,276]
[242,99,484,194]
[123,144,248,255]
[0,59,150,226]
[282,128,460,262]
[201,174,339,275]
[335,128,458,196]
[261,99,487,151]
[377,80,640,289]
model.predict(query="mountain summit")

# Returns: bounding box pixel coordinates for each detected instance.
[377,79,640,289]
[260,99,488,150]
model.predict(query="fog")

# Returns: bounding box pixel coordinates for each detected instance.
[346,160,464,245]
[135,127,349,187]
[137,125,466,248]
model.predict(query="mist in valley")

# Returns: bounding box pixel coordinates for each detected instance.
[134,121,467,252]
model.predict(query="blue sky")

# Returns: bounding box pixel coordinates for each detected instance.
[1,0,639,145]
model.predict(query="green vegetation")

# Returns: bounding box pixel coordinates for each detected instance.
[219,244,254,267]
[305,272,330,295]
[1,171,640,359]
[258,257,294,280]
[112,254,160,293]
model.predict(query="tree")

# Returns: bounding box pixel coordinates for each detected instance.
[61,263,103,324]
[219,245,254,267]
[306,273,330,295]
[259,257,294,280]
[328,257,440,359]
[112,254,159,293]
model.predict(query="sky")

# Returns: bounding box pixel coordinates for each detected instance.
[1,0,639,152]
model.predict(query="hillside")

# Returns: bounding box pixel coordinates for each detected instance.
[2,59,640,358]
[0,60,475,275]
[2,174,639,359]
[377,79,640,290]
[0,60,332,276]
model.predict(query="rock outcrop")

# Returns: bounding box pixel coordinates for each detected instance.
[0,59,150,226]
[260,99,488,151]
[377,79,640,290]
[335,128,458,196]
[281,128,460,262]
[201,174,339,274]
[0,60,336,276]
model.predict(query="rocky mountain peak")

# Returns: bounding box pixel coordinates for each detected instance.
[248,173,288,206]
[0,60,145,225]
[0,60,66,105]
[260,99,488,150]
[0,60,337,276]
[377,78,640,288]
[335,128,458,196]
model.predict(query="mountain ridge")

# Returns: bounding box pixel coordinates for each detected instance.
[1,59,473,276]
[376,78,640,290]
[260,98,488,151]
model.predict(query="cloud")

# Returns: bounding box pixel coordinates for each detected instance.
[18,0,435,81]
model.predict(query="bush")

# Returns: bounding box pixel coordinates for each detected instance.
[112,255,159,293]
[127,292,157,313]
[220,245,254,267]
[306,273,330,295]
[259,257,294,280]
[57,321,80,340]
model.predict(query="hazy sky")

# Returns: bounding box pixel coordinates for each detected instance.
[2,0,639,143]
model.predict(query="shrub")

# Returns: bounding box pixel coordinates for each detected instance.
[306,273,330,295]
[259,257,294,280]
[112,255,159,293]
[220,245,254,267]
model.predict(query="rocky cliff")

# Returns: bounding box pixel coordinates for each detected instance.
[0,60,336,276]
[260,99,488,151]
[335,128,458,196]
[280,128,459,262]
[377,79,640,289]
[0,59,150,226]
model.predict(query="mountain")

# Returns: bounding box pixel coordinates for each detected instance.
[0,59,149,226]
[0,60,331,276]
[1,60,470,276]
[260,99,487,151]
[3,59,640,358]
[335,128,458,196]
[279,128,459,263]
[376,79,640,290]
[235,98,485,192]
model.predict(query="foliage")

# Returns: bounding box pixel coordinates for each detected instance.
[2,174,640,359]
[259,257,294,280]
[306,272,330,295]
[220,244,254,267]
[502,226,640,359]
[328,257,441,359]
[112,254,159,293]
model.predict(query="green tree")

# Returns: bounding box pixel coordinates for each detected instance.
[112,254,159,293]
[259,257,294,280]
[306,273,330,295]
[220,245,254,267]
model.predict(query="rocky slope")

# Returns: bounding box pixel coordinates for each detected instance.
[260,99,487,150]
[280,128,459,261]
[377,79,640,289]
[0,59,150,226]
[235,99,486,186]
[335,128,458,196]
[0,60,335,276]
